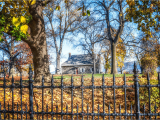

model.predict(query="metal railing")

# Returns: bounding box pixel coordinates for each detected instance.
[0,62,159,120]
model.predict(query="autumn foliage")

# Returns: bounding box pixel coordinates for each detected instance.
[14,41,33,74]
[126,0,159,37]
[140,38,159,77]
[116,38,126,74]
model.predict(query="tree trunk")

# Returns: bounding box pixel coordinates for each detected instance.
[29,42,51,83]
[111,42,117,74]
[22,3,51,83]
[105,69,108,74]
[9,57,15,78]
[93,54,96,74]
[9,37,15,78]
[120,68,122,74]
[56,54,61,74]
[140,66,143,74]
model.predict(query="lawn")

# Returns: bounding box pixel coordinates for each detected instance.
[0,74,159,119]
[0,73,143,81]
[43,73,143,80]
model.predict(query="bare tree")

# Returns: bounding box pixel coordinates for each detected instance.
[133,31,160,74]
[0,33,22,77]
[74,17,105,74]
[87,0,129,74]
[44,0,83,74]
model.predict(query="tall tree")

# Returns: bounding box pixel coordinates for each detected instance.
[0,0,52,82]
[15,40,52,76]
[89,0,129,74]
[43,0,82,74]
[0,0,88,82]
[102,35,126,74]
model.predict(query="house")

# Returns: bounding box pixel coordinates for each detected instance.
[61,53,101,74]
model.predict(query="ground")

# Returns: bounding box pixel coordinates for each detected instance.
[0,74,159,119]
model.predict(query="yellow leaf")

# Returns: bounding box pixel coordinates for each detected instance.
[31,0,36,5]
[50,8,53,11]
[77,7,82,11]
[23,0,28,4]
[20,16,26,23]
[82,12,86,16]
[12,17,20,27]
[56,6,60,10]
[20,25,28,34]
[65,0,68,3]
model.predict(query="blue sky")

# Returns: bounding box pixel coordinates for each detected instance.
[0,1,159,74]
[0,0,139,74]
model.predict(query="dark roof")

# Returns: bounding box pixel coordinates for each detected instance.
[61,54,98,66]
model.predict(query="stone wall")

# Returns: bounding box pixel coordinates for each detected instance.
[62,66,75,74]
[62,65,100,74]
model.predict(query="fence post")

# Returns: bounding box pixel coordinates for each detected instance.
[133,62,140,120]
[28,64,34,119]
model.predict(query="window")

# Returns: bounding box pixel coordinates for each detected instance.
[80,68,82,72]
[90,67,93,73]
[82,68,85,72]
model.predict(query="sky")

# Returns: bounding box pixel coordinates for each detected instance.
[0,0,141,75]
[0,1,159,74]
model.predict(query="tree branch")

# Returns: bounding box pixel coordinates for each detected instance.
[42,0,52,7]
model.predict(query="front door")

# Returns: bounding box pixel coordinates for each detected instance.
[76,68,78,74]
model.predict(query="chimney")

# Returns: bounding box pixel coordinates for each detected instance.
[69,53,71,59]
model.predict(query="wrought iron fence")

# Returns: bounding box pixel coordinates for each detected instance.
[0,62,159,120]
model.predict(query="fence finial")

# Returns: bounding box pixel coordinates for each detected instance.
[133,61,139,82]
[133,61,137,74]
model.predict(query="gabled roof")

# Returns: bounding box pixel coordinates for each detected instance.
[61,54,98,67]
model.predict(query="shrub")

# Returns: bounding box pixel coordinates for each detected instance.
[141,56,158,77]
[123,70,129,74]
[139,78,160,113]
